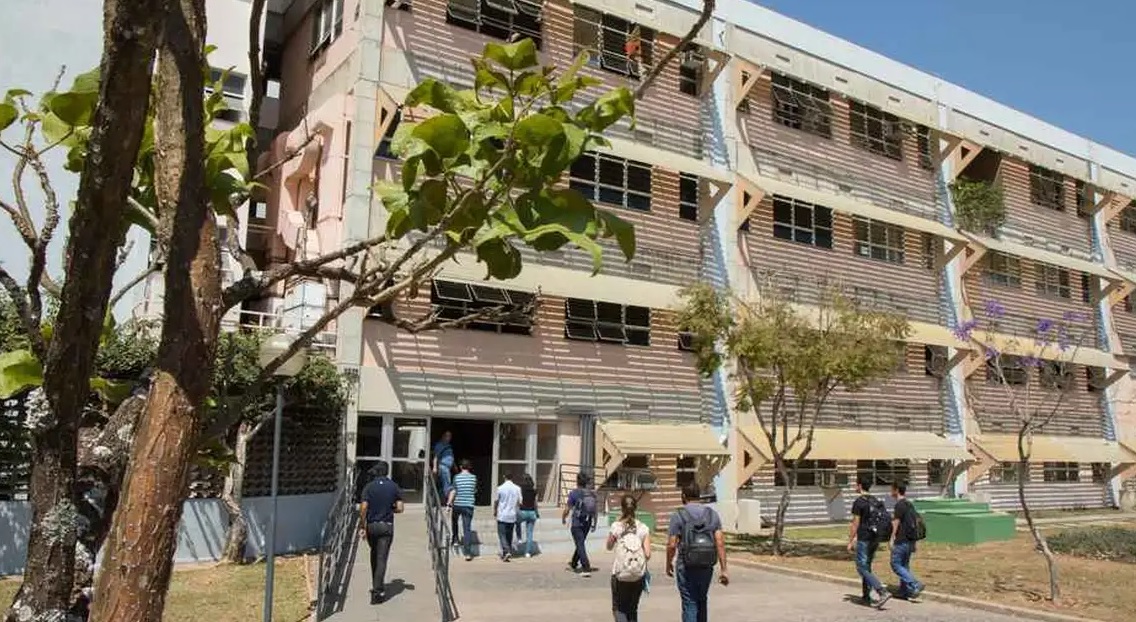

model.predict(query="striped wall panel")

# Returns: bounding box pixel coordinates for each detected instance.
[967,376,1107,438]
[971,464,1108,511]
[1106,222,1136,269]
[997,157,1093,257]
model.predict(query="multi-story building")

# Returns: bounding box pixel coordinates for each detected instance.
[255,0,1136,525]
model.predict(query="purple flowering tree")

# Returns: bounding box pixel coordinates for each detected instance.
[953,299,1096,602]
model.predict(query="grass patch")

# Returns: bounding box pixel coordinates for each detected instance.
[1048,526,1136,564]
[0,557,310,622]
[730,528,1136,622]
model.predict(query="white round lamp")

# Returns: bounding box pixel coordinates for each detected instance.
[259,333,308,377]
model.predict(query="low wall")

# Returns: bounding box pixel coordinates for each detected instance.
[1,493,335,576]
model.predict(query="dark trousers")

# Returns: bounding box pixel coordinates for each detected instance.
[497,520,515,557]
[676,565,714,622]
[611,575,645,622]
[365,521,394,596]
[453,505,474,556]
[569,525,591,570]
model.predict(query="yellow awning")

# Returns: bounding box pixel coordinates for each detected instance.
[738,172,965,241]
[740,426,970,461]
[598,421,729,457]
[972,330,1125,370]
[973,434,1136,463]
[962,232,1118,281]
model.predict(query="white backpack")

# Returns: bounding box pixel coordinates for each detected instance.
[613,522,647,582]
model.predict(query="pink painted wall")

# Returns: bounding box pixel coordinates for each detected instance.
[279,0,362,130]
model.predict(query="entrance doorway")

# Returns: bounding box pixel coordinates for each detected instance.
[432,418,494,506]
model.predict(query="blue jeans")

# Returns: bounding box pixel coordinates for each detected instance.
[856,540,885,599]
[676,565,714,622]
[890,540,923,597]
[518,509,538,556]
[437,465,453,497]
[453,506,474,557]
[569,525,591,570]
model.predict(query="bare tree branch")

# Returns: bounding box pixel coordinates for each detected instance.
[246,0,267,144]
[0,265,45,359]
[108,263,161,311]
[633,0,716,100]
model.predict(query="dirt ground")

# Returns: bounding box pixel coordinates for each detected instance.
[730,531,1136,622]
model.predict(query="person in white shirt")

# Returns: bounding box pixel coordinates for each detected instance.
[494,472,523,561]
[607,494,651,622]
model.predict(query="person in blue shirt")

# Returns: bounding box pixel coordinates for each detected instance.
[561,473,598,577]
[432,430,455,497]
[358,462,403,605]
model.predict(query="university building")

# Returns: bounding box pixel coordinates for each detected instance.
[245,0,1136,525]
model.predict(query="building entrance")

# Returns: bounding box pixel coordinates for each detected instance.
[432,417,494,506]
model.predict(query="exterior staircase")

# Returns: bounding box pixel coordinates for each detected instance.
[456,504,582,558]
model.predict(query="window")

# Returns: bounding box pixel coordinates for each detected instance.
[772,195,833,249]
[1039,361,1073,390]
[447,0,543,49]
[773,460,839,487]
[310,0,344,54]
[1075,180,1092,218]
[678,45,704,97]
[1126,294,1134,314]
[853,217,905,264]
[679,174,699,221]
[990,462,1023,484]
[926,459,949,486]
[916,125,934,170]
[206,68,247,123]
[1043,462,1080,483]
[1080,273,1095,304]
[676,456,697,488]
[677,331,696,351]
[849,100,902,160]
[986,355,1027,385]
[570,152,652,211]
[573,5,654,78]
[770,72,832,139]
[924,345,947,377]
[1030,165,1065,211]
[984,252,1022,287]
[1092,462,1109,484]
[375,109,401,160]
[1035,264,1071,299]
[921,232,940,270]
[1086,367,1106,392]
[385,0,412,9]
[564,298,650,346]
[428,280,536,335]
[1121,203,1136,234]
[856,460,910,486]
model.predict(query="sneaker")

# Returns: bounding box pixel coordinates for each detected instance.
[873,591,892,609]
[580,571,591,578]
[503,553,511,562]
[908,586,924,602]
[525,553,532,558]
[465,555,473,562]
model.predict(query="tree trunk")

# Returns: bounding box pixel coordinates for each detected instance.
[3,2,165,620]
[90,2,219,620]
[1018,459,1061,601]
[771,486,793,556]
[220,423,254,564]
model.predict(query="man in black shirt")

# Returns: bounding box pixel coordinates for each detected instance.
[890,482,925,601]
[847,478,890,608]
[359,462,404,605]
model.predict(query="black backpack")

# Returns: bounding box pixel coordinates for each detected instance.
[911,508,927,541]
[678,507,718,568]
[865,496,893,542]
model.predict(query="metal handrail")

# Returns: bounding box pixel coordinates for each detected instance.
[315,466,357,620]
[424,469,459,621]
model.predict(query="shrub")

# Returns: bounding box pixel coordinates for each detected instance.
[1047,526,1136,564]
[950,178,1005,234]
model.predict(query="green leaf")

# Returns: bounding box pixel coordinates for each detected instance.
[5,89,32,101]
[405,79,461,113]
[47,91,97,126]
[69,68,100,94]
[514,71,546,97]
[483,39,539,71]
[473,59,509,93]
[446,193,489,242]
[0,102,16,132]
[577,87,635,132]
[597,209,636,261]
[411,114,470,159]
[540,123,587,177]
[0,350,44,399]
[401,155,420,191]
[475,237,524,280]
[410,179,448,231]
[91,378,132,405]
[124,199,157,234]
[514,113,564,148]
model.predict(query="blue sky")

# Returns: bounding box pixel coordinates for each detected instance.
[752,0,1136,156]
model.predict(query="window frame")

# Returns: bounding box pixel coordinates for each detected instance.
[984,252,1022,287]
[1042,461,1080,483]
[990,461,1024,484]
[915,125,934,170]
[1091,462,1109,484]
[770,72,833,139]
[848,100,903,161]
[677,45,704,97]
[771,195,834,249]
[986,355,1027,385]
[852,217,905,264]
[773,459,839,487]
[1120,204,1136,234]
[1039,361,1074,391]
[569,151,653,212]
[573,5,654,79]
[926,459,949,486]
[563,298,651,346]
[855,459,910,487]
[424,280,537,335]
[678,173,699,221]
[446,0,544,49]
[1035,264,1071,299]
[1029,165,1065,211]
[676,456,697,488]
[375,108,402,160]
[310,0,345,55]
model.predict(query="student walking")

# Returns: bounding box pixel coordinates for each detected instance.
[666,483,728,622]
[494,472,522,561]
[848,477,892,608]
[607,494,651,622]
[358,462,404,605]
[890,482,925,601]
[517,473,540,558]
[432,430,455,496]
[562,473,598,577]
[447,459,477,561]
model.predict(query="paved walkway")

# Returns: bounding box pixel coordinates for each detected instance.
[325,509,1043,622]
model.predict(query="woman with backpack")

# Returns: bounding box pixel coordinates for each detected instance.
[606,494,650,622]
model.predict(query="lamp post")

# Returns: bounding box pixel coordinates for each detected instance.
[259,333,308,622]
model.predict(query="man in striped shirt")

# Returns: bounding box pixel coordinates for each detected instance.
[447,459,478,561]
